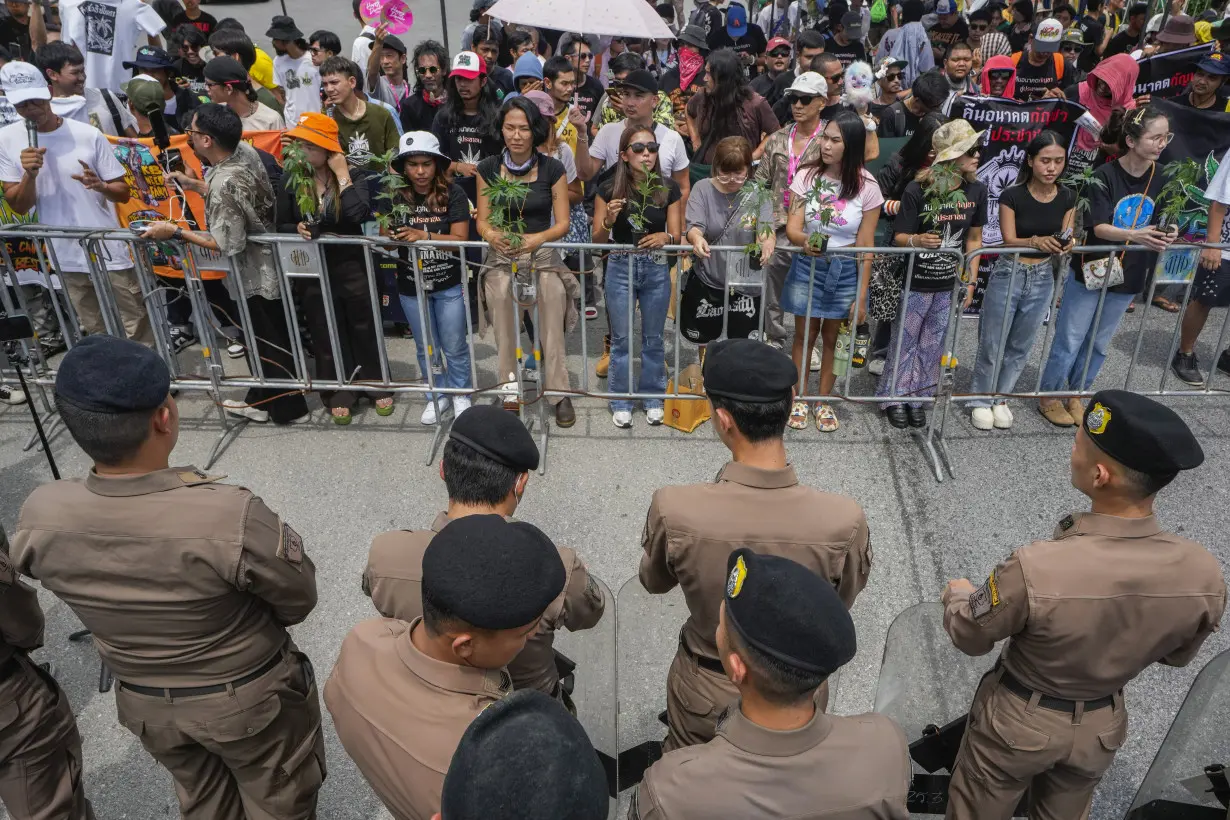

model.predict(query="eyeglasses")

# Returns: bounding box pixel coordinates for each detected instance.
[768,47,792,57]
[309,46,323,54]
[1144,132,1175,146]
[629,141,660,154]
[416,65,441,75]
[788,93,817,105]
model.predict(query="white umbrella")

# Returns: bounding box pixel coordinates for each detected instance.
[486,0,676,40]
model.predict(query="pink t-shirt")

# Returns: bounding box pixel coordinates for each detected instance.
[789,167,885,249]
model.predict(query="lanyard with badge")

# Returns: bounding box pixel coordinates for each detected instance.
[784,121,823,210]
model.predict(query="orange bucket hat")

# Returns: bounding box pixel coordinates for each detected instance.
[285,112,343,154]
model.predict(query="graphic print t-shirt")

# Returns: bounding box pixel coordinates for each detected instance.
[63,0,167,91]
[1078,159,1165,294]
[431,112,502,203]
[894,179,988,291]
[274,52,320,126]
[395,183,470,296]
[790,168,885,248]
[1013,54,1062,101]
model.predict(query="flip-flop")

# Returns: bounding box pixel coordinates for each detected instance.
[1151,296,1180,313]
[788,400,809,430]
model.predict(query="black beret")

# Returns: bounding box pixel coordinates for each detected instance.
[1082,390,1203,475]
[441,689,609,820]
[423,515,565,630]
[55,335,171,414]
[448,404,540,472]
[703,339,798,403]
[204,56,250,85]
[724,548,855,677]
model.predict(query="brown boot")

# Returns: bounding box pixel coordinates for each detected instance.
[1038,399,1075,427]
[555,397,576,428]
[595,334,610,378]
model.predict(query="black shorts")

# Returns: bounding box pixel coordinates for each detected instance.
[1192,258,1230,308]
[678,271,763,345]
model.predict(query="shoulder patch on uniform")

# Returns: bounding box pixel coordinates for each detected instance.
[584,573,602,605]
[969,571,1001,621]
[176,469,226,486]
[276,522,304,570]
[1059,514,1075,531]
[726,555,747,598]
[1085,402,1111,435]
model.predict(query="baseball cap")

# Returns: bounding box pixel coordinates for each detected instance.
[613,68,658,94]
[1197,51,1230,75]
[450,50,486,79]
[381,34,407,55]
[1061,26,1085,45]
[935,0,957,14]
[726,2,749,36]
[522,89,556,118]
[203,56,250,86]
[767,36,791,53]
[841,11,865,39]
[1031,17,1063,52]
[123,45,175,71]
[121,78,165,116]
[0,61,50,105]
[785,71,828,97]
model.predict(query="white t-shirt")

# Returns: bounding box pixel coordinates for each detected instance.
[589,121,689,179]
[52,89,137,136]
[274,52,320,126]
[1203,146,1230,261]
[351,26,377,85]
[60,0,166,92]
[0,118,130,272]
[554,142,578,183]
[757,3,799,38]
[789,167,885,248]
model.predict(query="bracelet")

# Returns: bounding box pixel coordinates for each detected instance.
[908,235,916,248]
[602,219,614,231]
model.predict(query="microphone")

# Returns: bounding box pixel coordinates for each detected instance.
[149,110,170,152]
[26,118,37,149]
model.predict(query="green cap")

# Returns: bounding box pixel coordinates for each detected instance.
[122,78,164,117]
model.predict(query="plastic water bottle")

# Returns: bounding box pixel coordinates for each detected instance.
[852,323,870,368]
[834,321,851,378]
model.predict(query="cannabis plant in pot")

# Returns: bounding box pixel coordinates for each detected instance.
[484,174,532,253]
[801,176,843,255]
[1060,164,1107,244]
[1155,157,1203,238]
[737,178,775,270]
[626,169,668,247]
[282,139,320,237]
[372,149,414,235]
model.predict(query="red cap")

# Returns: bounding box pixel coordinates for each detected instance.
[450,51,486,79]
[767,36,791,51]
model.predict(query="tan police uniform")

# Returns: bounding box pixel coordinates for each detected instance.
[324,617,512,820]
[363,511,606,697]
[0,544,94,820]
[9,467,325,820]
[631,706,911,819]
[943,512,1227,820]
[640,461,872,751]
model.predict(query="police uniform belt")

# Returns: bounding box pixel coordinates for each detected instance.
[999,667,1114,714]
[119,652,283,698]
[681,637,725,675]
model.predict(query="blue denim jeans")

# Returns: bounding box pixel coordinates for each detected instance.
[605,253,671,412]
[398,285,473,400]
[969,256,1056,407]
[1039,269,1135,393]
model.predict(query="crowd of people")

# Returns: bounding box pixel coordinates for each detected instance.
[0,0,1229,435]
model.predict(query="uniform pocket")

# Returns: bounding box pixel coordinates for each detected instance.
[279,720,325,784]
[1097,712,1128,752]
[205,692,283,743]
[988,695,1051,753]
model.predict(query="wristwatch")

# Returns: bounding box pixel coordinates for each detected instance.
[173,227,184,241]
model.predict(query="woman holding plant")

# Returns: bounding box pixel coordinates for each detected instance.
[593,123,684,429]
[969,130,1075,431]
[276,112,393,425]
[783,110,883,432]
[383,131,474,426]
[880,119,988,430]
[476,96,580,428]
[1037,107,1176,427]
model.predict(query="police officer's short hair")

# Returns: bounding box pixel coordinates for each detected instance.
[423,588,470,636]
[708,394,792,442]
[53,397,157,466]
[1118,465,1176,499]
[727,621,828,705]
[442,438,520,506]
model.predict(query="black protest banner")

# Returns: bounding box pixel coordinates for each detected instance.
[1134,43,1214,100]
[950,95,1087,313]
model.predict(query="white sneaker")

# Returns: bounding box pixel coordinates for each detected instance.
[285,411,312,425]
[222,399,269,423]
[809,346,822,372]
[992,403,1014,429]
[612,410,633,428]
[0,384,27,405]
[421,396,451,425]
[868,358,885,376]
[226,341,246,359]
[646,407,665,425]
[971,407,994,430]
[452,395,472,416]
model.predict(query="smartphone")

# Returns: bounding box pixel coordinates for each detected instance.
[1054,228,1073,242]
[164,149,185,174]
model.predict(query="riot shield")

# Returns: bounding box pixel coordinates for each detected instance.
[1125,649,1230,820]
[874,602,1009,816]
[550,574,618,814]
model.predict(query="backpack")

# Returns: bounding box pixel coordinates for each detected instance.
[871,0,888,24]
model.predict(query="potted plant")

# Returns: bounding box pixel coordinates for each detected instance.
[1060,164,1108,244]
[282,139,321,238]
[626,169,667,247]
[483,174,532,253]
[373,149,414,235]
[801,176,843,255]
[1155,157,1203,238]
[737,178,774,270]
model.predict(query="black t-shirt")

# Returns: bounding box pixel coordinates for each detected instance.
[709,25,768,69]
[895,179,989,290]
[928,19,970,57]
[574,74,604,124]
[1013,53,1063,101]
[170,9,216,38]
[998,183,1076,259]
[1076,14,1105,72]
[1173,88,1230,111]
[1005,25,1031,53]
[432,110,502,203]
[488,65,516,99]
[395,184,471,295]
[0,15,33,61]
[401,92,445,134]
[1077,159,1165,294]
[597,176,682,243]
[825,34,867,68]
[689,3,726,48]
[1104,29,1138,59]
[877,99,920,138]
[477,153,566,234]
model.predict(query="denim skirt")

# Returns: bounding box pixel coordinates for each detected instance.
[782,253,860,319]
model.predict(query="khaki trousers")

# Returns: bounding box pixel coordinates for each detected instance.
[63,268,153,344]
[483,261,572,406]
[662,643,830,752]
[947,672,1127,820]
[114,650,326,820]
[0,657,94,820]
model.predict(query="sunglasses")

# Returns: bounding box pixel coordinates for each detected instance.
[788,93,817,105]
[969,22,989,30]
[768,47,792,57]
[829,71,845,84]
[572,52,593,60]
[884,71,903,81]
[1061,44,1082,52]
[965,146,981,158]
[629,141,661,154]
[416,65,441,75]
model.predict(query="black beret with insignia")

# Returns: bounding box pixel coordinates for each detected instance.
[448,404,540,472]
[702,339,798,403]
[724,548,856,677]
[423,514,565,631]
[55,335,171,414]
[441,689,609,820]
[1082,390,1203,475]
